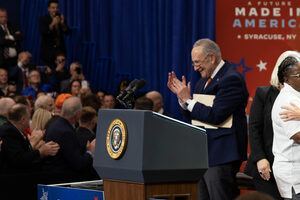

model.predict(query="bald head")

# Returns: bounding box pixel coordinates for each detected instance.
[0,98,15,117]
[146,91,163,112]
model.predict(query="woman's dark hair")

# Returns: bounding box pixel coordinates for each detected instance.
[67,79,81,94]
[278,56,299,84]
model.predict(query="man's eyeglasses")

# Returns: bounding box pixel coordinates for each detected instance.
[192,55,208,66]
[289,73,300,78]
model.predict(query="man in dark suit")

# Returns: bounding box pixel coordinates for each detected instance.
[0,103,59,174]
[39,0,70,68]
[77,106,97,153]
[44,97,97,181]
[168,38,249,200]
[0,103,59,200]
[0,8,23,69]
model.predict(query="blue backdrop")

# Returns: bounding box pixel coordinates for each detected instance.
[19,0,215,119]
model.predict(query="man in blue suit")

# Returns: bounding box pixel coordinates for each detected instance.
[168,38,248,200]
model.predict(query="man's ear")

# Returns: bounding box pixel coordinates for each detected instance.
[210,54,216,64]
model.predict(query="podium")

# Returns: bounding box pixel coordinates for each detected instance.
[94,110,208,200]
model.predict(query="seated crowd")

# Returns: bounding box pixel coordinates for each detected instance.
[0,49,166,199]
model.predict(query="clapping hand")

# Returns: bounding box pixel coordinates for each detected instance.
[167,71,191,103]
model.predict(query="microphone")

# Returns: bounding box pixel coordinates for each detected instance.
[116,79,139,101]
[122,79,146,101]
[117,79,146,109]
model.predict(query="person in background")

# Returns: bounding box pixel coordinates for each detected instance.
[0,104,59,173]
[0,8,23,68]
[8,51,33,93]
[145,90,173,117]
[34,95,54,113]
[76,106,97,153]
[51,52,70,92]
[271,56,300,199]
[39,0,70,68]
[81,93,101,112]
[31,108,52,130]
[96,90,106,106]
[168,38,248,200]
[116,78,130,97]
[68,79,81,97]
[245,51,300,200]
[0,68,8,96]
[102,93,116,109]
[134,96,153,110]
[21,70,52,100]
[53,93,72,116]
[44,97,96,182]
[60,62,87,93]
[0,97,15,127]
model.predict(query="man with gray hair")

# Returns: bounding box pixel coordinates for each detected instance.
[44,97,96,181]
[168,38,249,200]
[0,97,15,127]
[34,95,54,112]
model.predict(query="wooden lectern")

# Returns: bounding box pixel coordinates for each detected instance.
[93,110,208,200]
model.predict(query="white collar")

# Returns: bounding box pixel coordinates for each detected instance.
[283,83,300,98]
[211,60,225,79]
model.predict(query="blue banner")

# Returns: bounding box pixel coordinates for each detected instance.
[38,184,104,200]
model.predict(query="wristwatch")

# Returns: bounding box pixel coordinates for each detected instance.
[185,98,192,106]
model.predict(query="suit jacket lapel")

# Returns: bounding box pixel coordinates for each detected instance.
[204,61,229,92]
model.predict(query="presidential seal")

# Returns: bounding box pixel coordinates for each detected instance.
[106,119,128,159]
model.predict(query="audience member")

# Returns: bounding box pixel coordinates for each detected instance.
[34,95,54,112]
[45,93,72,129]
[8,51,33,93]
[168,38,248,200]
[96,90,106,106]
[68,79,81,97]
[245,51,300,200]
[272,56,300,199]
[0,68,8,96]
[102,94,116,109]
[146,90,172,116]
[52,52,70,92]
[6,81,16,97]
[81,93,101,112]
[116,78,130,96]
[21,70,52,100]
[31,108,52,130]
[39,0,70,68]
[53,93,72,116]
[60,62,87,93]
[0,104,59,173]
[77,106,97,153]
[0,97,15,127]
[134,96,153,110]
[0,8,23,68]
[14,95,34,124]
[44,97,95,176]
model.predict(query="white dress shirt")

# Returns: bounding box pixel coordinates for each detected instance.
[1,24,17,58]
